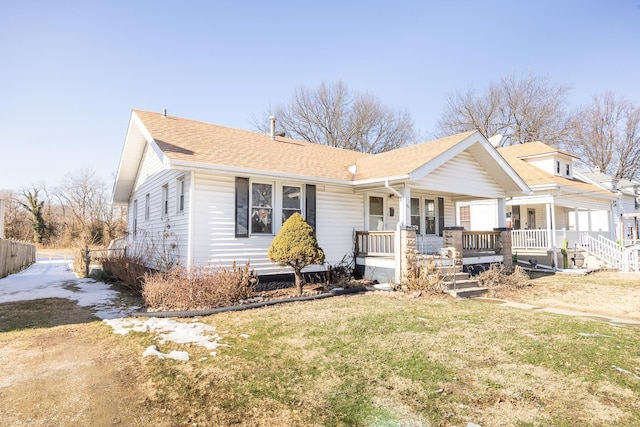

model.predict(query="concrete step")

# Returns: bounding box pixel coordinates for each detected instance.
[445,279,479,290]
[445,286,489,299]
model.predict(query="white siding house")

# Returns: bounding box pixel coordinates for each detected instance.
[112,110,530,281]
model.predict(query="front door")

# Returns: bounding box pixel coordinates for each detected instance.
[369,196,385,231]
[527,209,536,229]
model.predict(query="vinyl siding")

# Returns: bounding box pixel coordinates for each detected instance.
[189,174,363,275]
[127,145,191,268]
[417,151,505,198]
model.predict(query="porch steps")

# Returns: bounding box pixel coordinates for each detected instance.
[438,265,489,299]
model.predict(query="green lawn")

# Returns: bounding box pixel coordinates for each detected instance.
[130,293,640,426]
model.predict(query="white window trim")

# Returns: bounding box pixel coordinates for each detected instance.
[250,181,275,235]
[281,183,304,225]
[410,195,441,236]
[161,183,169,217]
[176,176,186,214]
[144,193,150,221]
[366,194,386,231]
[132,199,138,236]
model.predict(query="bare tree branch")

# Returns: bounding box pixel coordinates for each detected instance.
[252,81,416,153]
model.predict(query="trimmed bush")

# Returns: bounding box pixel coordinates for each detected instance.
[268,213,325,295]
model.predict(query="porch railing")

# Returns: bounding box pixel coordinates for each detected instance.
[512,229,614,250]
[512,229,549,249]
[581,234,639,273]
[355,230,502,256]
[355,231,395,256]
[462,231,500,253]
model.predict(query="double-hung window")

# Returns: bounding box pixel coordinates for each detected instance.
[282,185,301,223]
[161,184,169,217]
[132,199,138,236]
[410,198,421,233]
[144,193,150,221]
[176,176,185,213]
[425,199,436,235]
[235,179,315,237]
[251,182,273,234]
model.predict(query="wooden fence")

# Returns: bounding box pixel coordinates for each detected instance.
[0,238,37,279]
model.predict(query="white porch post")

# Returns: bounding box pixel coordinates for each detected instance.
[395,185,411,283]
[497,198,507,228]
[574,207,581,243]
[548,200,558,270]
[587,209,593,235]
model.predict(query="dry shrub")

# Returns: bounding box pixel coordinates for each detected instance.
[142,261,256,311]
[396,258,448,295]
[101,254,151,294]
[477,264,531,298]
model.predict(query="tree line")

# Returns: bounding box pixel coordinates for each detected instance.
[4,73,638,248]
[260,74,640,181]
[2,168,126,248]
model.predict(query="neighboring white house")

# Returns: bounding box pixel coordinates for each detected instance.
[112,110,529,282]
[575,167,640,246]
[476,141,618,269]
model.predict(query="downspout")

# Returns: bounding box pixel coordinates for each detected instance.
[385,181,404,284]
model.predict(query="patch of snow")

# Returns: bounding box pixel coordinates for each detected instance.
[103,317,228,357]
[143,345,189,361]
[239,334,250,339]
[0,260,133,319]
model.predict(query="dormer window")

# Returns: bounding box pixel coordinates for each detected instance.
[556,160,560,174]
[565,164,570,176]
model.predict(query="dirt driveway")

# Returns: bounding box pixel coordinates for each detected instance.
[0,262,638,426]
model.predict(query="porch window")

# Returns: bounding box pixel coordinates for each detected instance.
[369,196,384,230]
[425,199,436,234]
[282,185,301,223]
[410,198,420,233]
[459,205,470,230]
[251,183,273,234]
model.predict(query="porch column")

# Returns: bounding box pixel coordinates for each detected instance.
[394,185,411,284]
[398,227,417,284]
[443,227,463,262]
[547,200,558,270]
[494,228,513,269]
[574,207,581,241]
[497,198,507,228]
[400,185,411,228]
[587,209,593,233]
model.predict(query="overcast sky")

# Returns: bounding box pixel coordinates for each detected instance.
[2,0,639,191]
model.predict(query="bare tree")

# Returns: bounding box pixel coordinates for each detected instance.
[55,167,110,245]
[567,92,640,180]
[253,81,416,153]
[437,72,573,146]
[1,190,31,241]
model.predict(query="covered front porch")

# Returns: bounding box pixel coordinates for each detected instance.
[507,197,615,268]
[354,227,512,283]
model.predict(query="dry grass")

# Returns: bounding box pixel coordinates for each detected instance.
[131,293,640,426]
[514,270,640,321]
